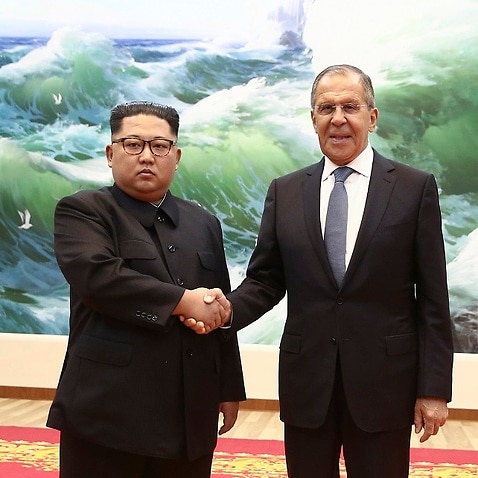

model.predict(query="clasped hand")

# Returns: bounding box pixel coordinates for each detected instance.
[175,287,231,334]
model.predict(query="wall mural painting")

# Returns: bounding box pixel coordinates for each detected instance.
[0,0,477,352]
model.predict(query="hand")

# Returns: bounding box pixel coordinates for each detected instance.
[414,397,448,443]
[184,289,232,334]
[206,288,231,314]
[218,401,240,435]
[175,288,230,334]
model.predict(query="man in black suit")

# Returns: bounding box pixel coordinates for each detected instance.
[47,101,245,478]
[185,65,454,478]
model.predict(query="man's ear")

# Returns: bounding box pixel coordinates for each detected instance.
[368,108,379,132]
[310,110,318,133]
[106,144,113,168]
[175,148,182,170]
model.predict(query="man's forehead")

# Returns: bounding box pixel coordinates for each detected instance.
[315,73,364,98]
[316,88,364,101]
[120,115,171,131]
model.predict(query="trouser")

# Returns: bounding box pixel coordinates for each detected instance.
[59,431,213,478]
[285,366,411,478]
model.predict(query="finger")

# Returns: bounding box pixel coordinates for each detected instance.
[193,327,207,334]
[218,415,233,435]
[218,417,226,435]
[413,414,423,434]
[420,420,437,443]
[420,429,433,443]
[182,318,197,327]
[182,318,208,335]
[212,311,223,328]
[216,295,229,310]
[217,298,231,326]
[203,293,215,304]
[219,422,231,435]
[194,321,207,334]
[203,288,224,304]
[217,306,227,325]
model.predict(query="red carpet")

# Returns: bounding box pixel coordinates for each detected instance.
[1,426,477,477]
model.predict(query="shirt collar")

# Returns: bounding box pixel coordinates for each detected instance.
[322,143,374,181]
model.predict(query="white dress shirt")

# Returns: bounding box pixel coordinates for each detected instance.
[320,144,373,269]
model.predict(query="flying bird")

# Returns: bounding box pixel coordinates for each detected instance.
[52,93,62,105]
[18,209,33,230]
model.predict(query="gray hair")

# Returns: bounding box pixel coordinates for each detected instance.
[310,64,375,109]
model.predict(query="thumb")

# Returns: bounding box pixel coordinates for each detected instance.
[413,409,423,434]
[203,292,215,304]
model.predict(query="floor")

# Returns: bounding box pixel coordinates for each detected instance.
[1,397,477,450]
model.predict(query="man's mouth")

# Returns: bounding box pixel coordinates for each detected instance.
[330,135,351,143]
[139,169,154,175]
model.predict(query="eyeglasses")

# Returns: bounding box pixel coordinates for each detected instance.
[112,137,177,157]
[313,103,370,116]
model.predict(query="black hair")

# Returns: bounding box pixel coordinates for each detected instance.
[110,101,180,137]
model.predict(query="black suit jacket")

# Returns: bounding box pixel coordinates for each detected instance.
[47,185,245,460]
[228,150,453,432]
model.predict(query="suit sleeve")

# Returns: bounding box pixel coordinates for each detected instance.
[228,179,286,332]
[203,215,246,402]
[54,193,184,331]
[415,174,454,401]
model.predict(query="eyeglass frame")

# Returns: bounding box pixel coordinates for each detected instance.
[111,137,178,157]
[312,103,372,116]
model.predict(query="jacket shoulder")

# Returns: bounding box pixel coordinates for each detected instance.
[373,150,432,180]
[175,196,217,220]
[58,187,113,205]
[274,162,322,186]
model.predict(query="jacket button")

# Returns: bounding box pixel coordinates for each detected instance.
[337,297,344,305]
[157,216,165,222]
[168,244,176,252]
[176,278,184,286]
[331,337,337,345]
[186,349,193,358]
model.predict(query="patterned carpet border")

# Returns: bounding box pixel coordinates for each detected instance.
[1,426,477,477]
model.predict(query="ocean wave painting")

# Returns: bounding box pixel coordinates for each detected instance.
[0,0,477,352]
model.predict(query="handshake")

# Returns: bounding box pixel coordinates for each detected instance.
[174,287,231,334]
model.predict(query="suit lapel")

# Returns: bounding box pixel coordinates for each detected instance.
[343,152,396,285]
[302,160,335,281]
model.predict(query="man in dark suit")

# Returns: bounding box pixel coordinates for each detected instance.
[185,65,454,477]
[47,101,246,478]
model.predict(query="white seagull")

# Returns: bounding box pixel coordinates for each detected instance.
[18,209,33,230]
[52,93,62,105]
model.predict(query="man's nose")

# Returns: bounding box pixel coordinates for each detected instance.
[139,144,155,162]
[331,105,347,124]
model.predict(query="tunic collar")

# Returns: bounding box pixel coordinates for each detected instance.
[110,184,179,228]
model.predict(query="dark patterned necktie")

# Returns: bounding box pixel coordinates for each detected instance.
[324,166,354,286]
